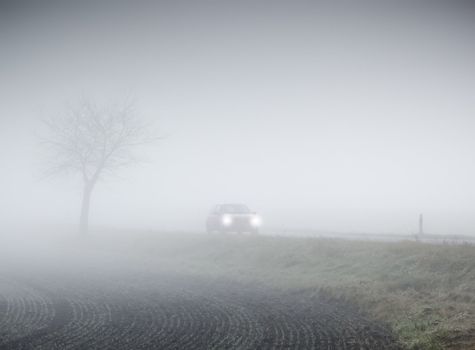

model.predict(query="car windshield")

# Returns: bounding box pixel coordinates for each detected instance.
[220,204,250,214]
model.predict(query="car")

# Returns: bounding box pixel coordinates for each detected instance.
[206,204,261,234]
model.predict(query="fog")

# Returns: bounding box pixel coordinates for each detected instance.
[1,0,475,236]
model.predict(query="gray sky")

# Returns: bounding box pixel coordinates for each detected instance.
[1,0,475,235]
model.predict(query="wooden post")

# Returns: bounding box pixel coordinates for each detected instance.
[418,213,424,235]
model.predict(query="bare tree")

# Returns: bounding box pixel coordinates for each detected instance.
[42,100,158,235]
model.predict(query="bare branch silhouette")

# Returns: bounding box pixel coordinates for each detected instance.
[42,100,159,235]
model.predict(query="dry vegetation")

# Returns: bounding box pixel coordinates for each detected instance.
[97,232,475,350]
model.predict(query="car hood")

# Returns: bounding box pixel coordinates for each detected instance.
[223,213,255,217]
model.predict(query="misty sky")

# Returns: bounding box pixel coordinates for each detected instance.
[1,1,475,235]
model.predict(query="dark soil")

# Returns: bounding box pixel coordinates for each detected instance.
[0,246,402,350]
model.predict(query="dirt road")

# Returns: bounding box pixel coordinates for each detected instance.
[0,240,401,349]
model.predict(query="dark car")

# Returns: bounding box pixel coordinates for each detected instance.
[206,204,261,234]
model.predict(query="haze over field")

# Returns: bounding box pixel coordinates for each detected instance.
[1,0,475,235]
[2,2,475,350]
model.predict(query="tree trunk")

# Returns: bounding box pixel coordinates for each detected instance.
[79,183,94,235]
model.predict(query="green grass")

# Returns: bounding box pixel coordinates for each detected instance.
[93,232,475,349]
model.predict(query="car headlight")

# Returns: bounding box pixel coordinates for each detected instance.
[250,215,261,227]
[221,215,233,226]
